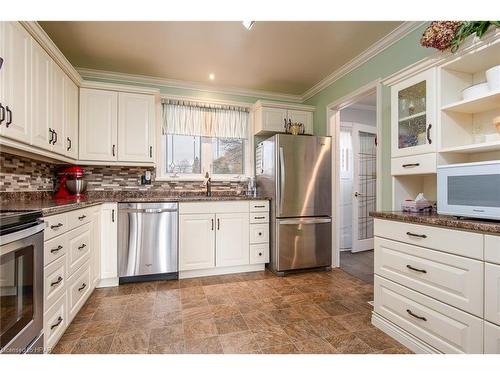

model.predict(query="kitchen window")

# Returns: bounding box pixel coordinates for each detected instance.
[160,99,251,180]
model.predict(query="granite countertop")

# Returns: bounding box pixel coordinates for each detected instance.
[0,192,270,216]
[370,211,500,235]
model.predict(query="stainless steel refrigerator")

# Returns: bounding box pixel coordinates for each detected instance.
[256,134,332,274]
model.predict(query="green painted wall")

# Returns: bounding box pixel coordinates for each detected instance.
[304,23,434,209]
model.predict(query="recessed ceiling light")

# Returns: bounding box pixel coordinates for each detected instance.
[242,21,255,30]
[209,73,215,80]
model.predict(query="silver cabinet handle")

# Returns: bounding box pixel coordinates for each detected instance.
[406,231,427,239]
[406,265,427,273]
[50,223,63,229]
[78,215,86,220]
[254,216,266,219]
[217,218,220,230]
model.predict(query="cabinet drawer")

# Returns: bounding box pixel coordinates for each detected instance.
[44,255,67,311]
[68,261,91,322]
[374,219,483,260]
[374,276,483,354]
[67,224,91,276]
[249,224,269,244]
[250,244,269,264]
[67,207,93,230]
[484,321,500,354]
[250,200,269,212]
[391,153,436,176]
[375,237,483,316]
[44,233,68,266]
[44,293,67,353]
[179,201,249,214]
[250,212,269,224]
[44,213,68,240]
[485,235,500,265]
[485,263,500,326]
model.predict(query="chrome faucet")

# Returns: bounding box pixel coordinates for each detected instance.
[203,172,212,197]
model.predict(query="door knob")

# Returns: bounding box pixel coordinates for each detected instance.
[354,192,362,198]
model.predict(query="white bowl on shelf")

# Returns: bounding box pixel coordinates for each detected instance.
[462,82,489,100]
[486,65,500,91]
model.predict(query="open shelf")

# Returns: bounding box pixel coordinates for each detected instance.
[439,140,500,154]
[441,89,500,114]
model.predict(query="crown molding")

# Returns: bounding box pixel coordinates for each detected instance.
[80,80,160,95]
[301,21,427,101]
[20,21,82,85]
[254,99,315,112]
[77,67,303,104]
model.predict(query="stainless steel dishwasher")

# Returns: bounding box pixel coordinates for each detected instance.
[118,202,178,283]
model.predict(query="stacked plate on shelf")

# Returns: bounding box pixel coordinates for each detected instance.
[462,64,500,100]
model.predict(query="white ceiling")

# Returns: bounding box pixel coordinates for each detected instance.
[40,21,403,96]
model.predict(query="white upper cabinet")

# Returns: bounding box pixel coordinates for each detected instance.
[118,92,155,162]
[0,22,31,143]
[179,213,216,271]
[64,76,78,159]
[51,62,66,155]
[79,88,118,162]
[288,109,313,135]
[215,212,249,267]
[30,39,52,151]
[391,68,437,157]
[253,100,314,135]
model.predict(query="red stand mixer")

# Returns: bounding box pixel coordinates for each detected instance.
[54,166,87,200]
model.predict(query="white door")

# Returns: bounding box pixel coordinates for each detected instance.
[100,204,117,280]
[30,40,52,151]
[485,263,500,326]
[64,76,78,159]
[288,109,313,135]
[117,92,155,162]
[79,88,118,161]
[0,22,31,143]
[51,62,66,155]
[352,123,377,253]
[339,125,353,250]
[391,68,436,157]
[215,212,249,267]
[262,107,288,133]
[484,321,500,354]
[179,214,215,271]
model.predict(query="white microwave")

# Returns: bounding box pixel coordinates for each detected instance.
[437,160,500,220]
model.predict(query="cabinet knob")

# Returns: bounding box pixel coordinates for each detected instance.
[258,232,262,236]
[258,252,262,256]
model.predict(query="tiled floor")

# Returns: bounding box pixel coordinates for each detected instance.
[52,268,412,354]
[340,250,374,284]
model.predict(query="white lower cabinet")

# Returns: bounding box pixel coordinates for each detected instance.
[42,205,101,352]
[179,201,269,276]
[484,321,500,354]
[375,276,483,354]
[179,213,216,271]
[485,263,500,326]
[216,213,249,267]
[98,203,118,286]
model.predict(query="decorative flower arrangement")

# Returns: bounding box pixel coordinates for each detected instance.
[421,21,500,53]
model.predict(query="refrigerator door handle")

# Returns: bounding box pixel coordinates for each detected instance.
[278,218,332,225]
[279,146,285,215]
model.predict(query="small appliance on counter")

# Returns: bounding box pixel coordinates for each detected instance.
[437,160,500,220]
[54,166,87,200]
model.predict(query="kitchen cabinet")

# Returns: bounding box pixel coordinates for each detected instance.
[91,208,101,288]
[179,213,216,271]
[253,100,314,135]
[215,212,249,267]
[51,62,66,155]
[30,39,52,150]
[79,88,118,161]
[484,321,500,354]
[485,263,500,326]
[118,92,155,162]
[0,22,32,144]
[98,203,118,286]
[391,68,436,157]
[64,76,79,159]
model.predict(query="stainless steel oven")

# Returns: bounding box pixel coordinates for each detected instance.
[0,210,44,354]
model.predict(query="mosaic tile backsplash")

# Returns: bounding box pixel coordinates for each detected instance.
[0,152,247,195]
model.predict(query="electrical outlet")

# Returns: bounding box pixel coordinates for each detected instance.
[140,170,152,185]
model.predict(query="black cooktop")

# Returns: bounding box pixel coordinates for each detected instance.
[0,210,43,234]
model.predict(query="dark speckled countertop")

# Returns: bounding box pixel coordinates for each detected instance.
[370,211,500,235]
[0,192,270,216]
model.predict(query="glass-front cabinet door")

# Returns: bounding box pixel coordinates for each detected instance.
[391,68,436,157]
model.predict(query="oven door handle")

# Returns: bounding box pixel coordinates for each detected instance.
[0,222,45,248]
